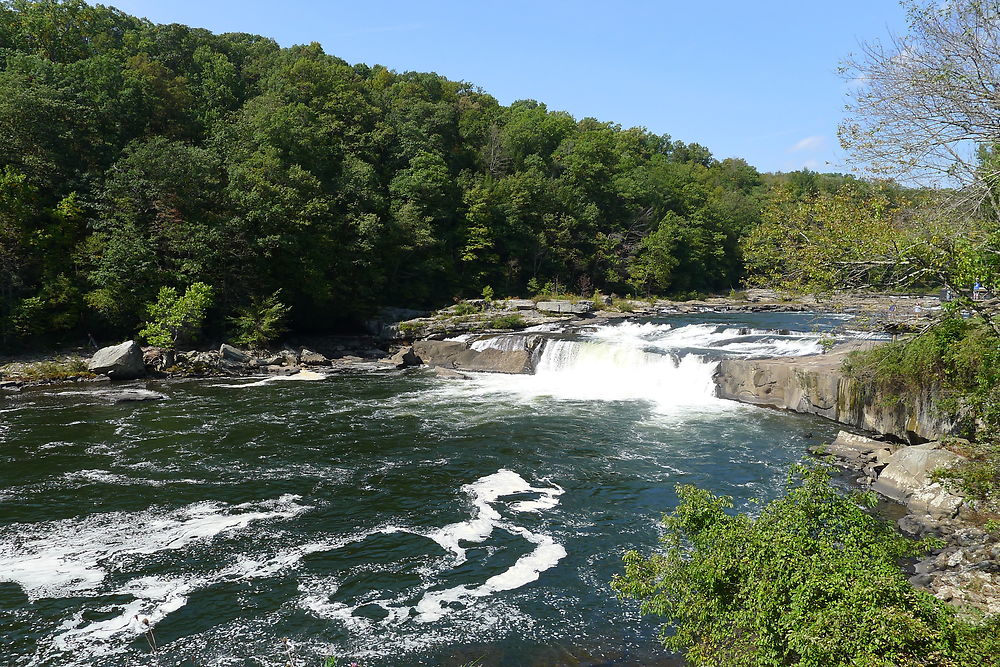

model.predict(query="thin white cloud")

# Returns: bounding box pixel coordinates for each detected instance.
[788,135,825,153]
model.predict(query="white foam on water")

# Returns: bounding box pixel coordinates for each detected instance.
[0,494,308,600]
[300,469,567,626]
[214,370,327,388]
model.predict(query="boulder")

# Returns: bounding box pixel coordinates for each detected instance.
[907,482,964,519]
[872,442,964,503]
[535,300,593,315]
[299,348,329,365]
[412,339,533,374]
[99,388,167,403]
[387,346,421,368]
[220,343,249,363]
[506,299,536,310]
[88,341,146,380]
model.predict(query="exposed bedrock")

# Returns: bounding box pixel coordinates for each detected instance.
[411,339,536,374]
[713,344,955,443]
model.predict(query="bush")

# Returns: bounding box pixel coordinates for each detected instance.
[451,302,479,316]
[139,282,214,349]
[229,290,290,349]
[484,314,526,330]
[613,465,998,666]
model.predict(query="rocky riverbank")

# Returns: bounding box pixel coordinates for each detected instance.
[814,431,1000,615]
[713,343,954,443]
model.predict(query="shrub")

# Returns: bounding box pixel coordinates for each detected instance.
[229,290,290,349]
[451,302,479,316]
[613,465,998,666]
[139,282,214,349]
[485,314,526,329]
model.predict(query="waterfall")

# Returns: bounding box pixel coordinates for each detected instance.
[445,321,828,412]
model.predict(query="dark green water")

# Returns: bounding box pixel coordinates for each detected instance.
[0,314,848,666]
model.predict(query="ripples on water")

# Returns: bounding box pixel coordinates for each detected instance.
[0,314,851,666]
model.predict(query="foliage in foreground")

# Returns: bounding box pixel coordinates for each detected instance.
[613,465,1000,666]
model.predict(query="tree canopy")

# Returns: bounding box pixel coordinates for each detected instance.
[0,0,843,348]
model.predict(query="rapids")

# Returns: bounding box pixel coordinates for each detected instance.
[1,312,856,666]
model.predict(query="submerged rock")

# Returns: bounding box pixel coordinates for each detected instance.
[88,341,146,380]
[100,388,168,403]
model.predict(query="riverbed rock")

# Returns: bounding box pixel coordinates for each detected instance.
[412,339,533,374]
[99,388,168,403]
[220,343,249,363]
[88,341,146,380]
[535,300,593,315]
[384,346,420,368]
[299,348,329,365]
[433,366,470,379]
[872,442,963,503]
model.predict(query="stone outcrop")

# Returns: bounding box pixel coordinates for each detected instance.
[873,441,964,505]
[219,344,249,363]
[535,300,593,315]
[815,431,1000,614]
[714,344,955,443]
[412,339,534,374]
[88,341,146,380]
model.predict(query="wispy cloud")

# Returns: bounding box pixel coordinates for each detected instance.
[788,135,825,153]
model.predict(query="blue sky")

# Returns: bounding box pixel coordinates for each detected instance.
[107,1,908,174]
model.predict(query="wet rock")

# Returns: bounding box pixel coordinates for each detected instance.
[412,339,533,374]
[220,343,249,363]
[433,366,470,379]
[100,388,167,403]
[88,341,146,380]
[382,346,420,368]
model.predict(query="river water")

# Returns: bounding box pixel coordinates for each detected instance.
[1,313,854,666]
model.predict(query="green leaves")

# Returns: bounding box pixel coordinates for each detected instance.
[139,282,214,349]
[613,465,994,666]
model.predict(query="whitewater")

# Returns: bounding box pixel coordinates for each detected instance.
[0,312,850,666]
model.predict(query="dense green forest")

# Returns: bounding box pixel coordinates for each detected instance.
[0,0,890,348]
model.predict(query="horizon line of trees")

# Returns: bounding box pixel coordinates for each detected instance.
[0,0,900,349]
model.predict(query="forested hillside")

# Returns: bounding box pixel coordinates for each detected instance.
[0,0,875,347]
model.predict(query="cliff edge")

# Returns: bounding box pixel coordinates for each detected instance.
[713,343,955,443]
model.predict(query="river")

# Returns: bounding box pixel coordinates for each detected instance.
[1,313,854,666]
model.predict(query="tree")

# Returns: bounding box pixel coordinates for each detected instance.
[613,465,1000,666]
[139,282,213,349]
[839,1,1000,299]
[228,290,290,349]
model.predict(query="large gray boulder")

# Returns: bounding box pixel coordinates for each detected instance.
[872,442,963,503]
[220,343,249,363]
[88,341,146,380]
[412,339,533,374]
[535,300,593,315]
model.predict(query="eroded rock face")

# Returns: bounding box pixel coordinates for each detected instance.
[88,341,146,380]
[714,345,955,443]
[411,339,534,374]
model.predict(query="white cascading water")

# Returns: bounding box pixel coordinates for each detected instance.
[449,322,827,413]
